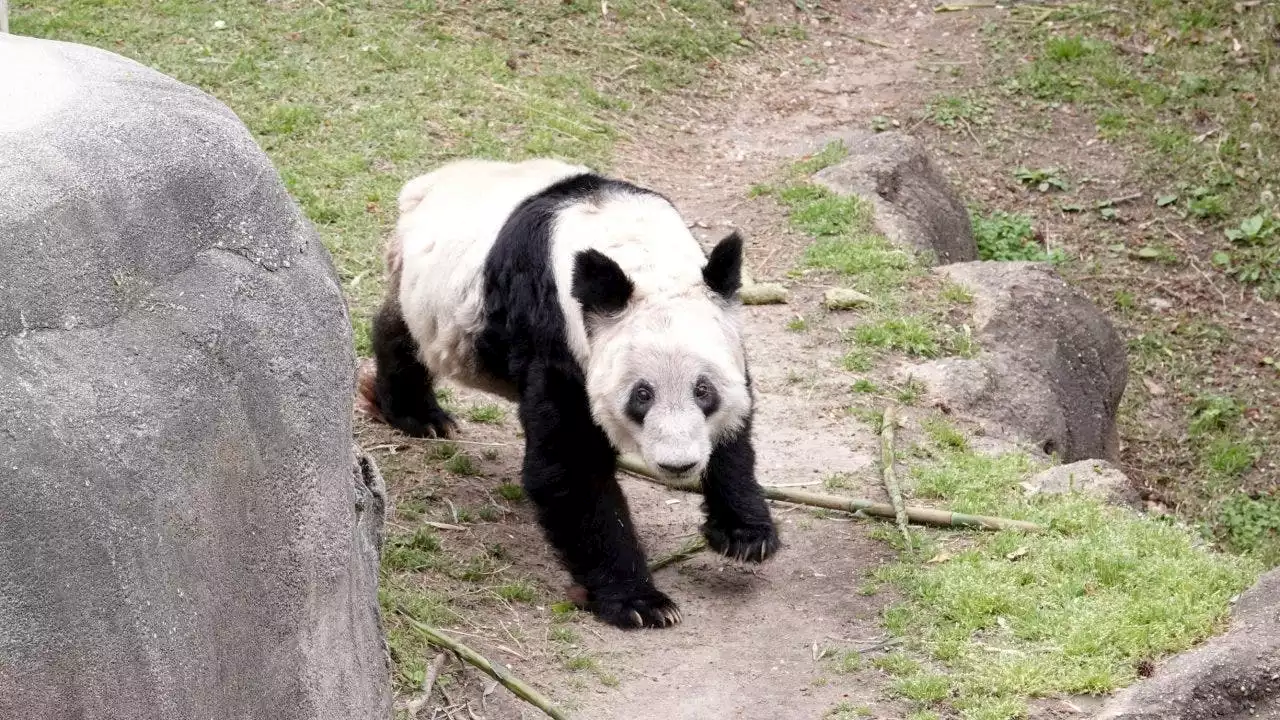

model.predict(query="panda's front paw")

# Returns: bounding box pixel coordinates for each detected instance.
[387,407,459,439]
[587,586,682,630]
[703,521,781,564]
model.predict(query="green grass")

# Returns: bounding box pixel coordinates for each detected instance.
[466,403,507,425]
[1218,493,1280,566]
[926,93,991,131]
[760,179,981,374]
[992,1,1279,297]
[14,0,767,351]
[443,452,480,476]
[793,139,850,175]
[495,580,538,603]
[497,482,525,502]
[383,527,443,572]
[871,436,1262,719]
[970,209,1065,263]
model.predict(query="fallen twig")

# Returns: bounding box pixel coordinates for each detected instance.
[649,536,708,572]
[617,456,1044,533]
[934,2,997,11]
[879,407,912,551]
[400,615,576,720]
[406,652,449,718]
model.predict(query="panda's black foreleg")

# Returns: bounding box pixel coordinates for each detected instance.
[518,363,680,630]
[699,415,781,563]
[369,296,458,438]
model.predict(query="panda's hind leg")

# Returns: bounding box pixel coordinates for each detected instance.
[368,296,459,439]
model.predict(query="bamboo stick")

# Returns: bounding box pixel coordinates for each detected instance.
[616,456,1044,533]
[648,536,708,572]
[400,615,576,720]
[880,406,912,550]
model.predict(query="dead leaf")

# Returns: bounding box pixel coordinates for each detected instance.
[1005,546,1029,561]
[1142,377,1166,396]
[927,552,954,564]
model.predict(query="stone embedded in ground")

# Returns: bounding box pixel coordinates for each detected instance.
[1092,569,1280,720]
[0,35,390,719]
[1022,459,1141,509]
[810,130,979,265]
[823,287,875,311]
[895,261,1128,463]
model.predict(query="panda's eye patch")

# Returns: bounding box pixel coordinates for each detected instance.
[693,377,720,416]
[626,381,655,424]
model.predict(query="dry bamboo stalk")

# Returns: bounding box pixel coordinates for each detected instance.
[648,536,708,572]
[880,406,912,550]
[616,456,1044,533]
[401,615,576,720]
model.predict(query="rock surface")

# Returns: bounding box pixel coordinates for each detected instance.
[0,35,390,720]
[1093,569,1280,720]
[811,130,978,264]
[1023,459,1141,508]
[896,261,1128,463]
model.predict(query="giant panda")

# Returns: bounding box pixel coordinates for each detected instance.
[363,157,781,629]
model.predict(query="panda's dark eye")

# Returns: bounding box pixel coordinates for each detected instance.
[693,377,720,416]
[626,382,655,424]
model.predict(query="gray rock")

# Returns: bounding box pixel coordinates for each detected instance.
[811,130,978,265]
[1093,569,1280,720]
[1023,459,1141,508]
[0,35,390,720]
[896,261,1128,462]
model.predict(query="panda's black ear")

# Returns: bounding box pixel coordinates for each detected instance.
[572,249,635,317]
[703,231,744,301]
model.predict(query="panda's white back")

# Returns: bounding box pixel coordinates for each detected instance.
[394,158,590,391]
[393,157,715,393]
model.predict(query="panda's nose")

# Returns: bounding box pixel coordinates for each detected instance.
[658,461,697,475]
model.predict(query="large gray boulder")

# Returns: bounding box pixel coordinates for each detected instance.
[896,262,1128,463]
[1093,569,1280,720]
[811,130,979,265]
[0,34,390,720]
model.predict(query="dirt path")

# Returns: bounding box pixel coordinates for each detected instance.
[362,4,1012,718]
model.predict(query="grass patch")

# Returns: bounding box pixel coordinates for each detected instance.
[793,139,850,175]
[926,93,990,131]
[970,209,1065,263]
[1218,493,1280,566]
[13,0,769,352]
[466,403,507,424]
[495,580,538,603]
[872,437,1262,719]
[993,1,1279,297]
[443,452,480,476]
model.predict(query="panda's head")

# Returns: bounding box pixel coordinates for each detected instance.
[573,233,751,481]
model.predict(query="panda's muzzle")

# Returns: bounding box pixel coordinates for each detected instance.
[657,461,697,475]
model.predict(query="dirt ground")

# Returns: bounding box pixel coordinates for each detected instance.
[360,2,1273,718]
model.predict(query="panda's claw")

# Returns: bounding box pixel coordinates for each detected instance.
[703,521,781,565]
[589,586,682,630]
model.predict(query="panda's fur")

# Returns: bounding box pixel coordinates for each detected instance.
[370,158,780,629]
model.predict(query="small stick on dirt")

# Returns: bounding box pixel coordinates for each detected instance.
[401,615,576,720]
[406,652,449,718]
[880,406,912,551]
[852,34,895,49]
[649,536,708,572]
[1096,192,1144,208]
[934,2,997,11]
[617,456,1044,533]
